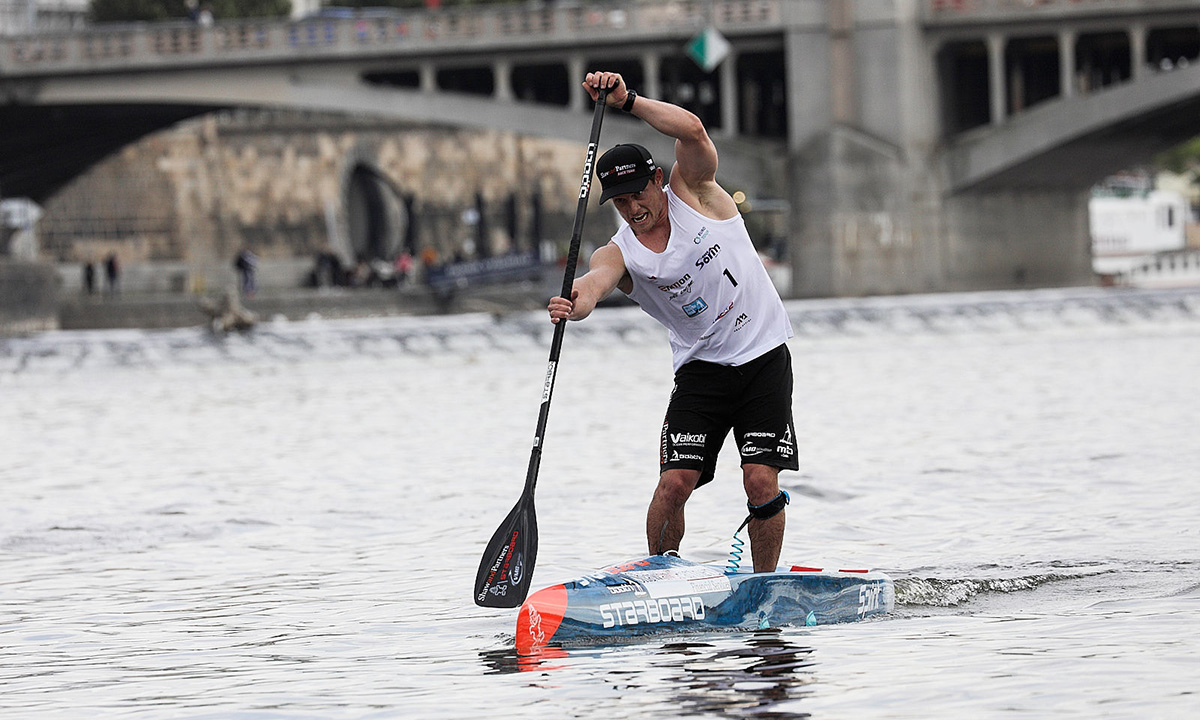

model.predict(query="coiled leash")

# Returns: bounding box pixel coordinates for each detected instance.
[726,490,790,572]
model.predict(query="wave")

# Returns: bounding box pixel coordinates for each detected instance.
[895,568,1111,607]
[2,287,1198,375]
[785,286,1200,337]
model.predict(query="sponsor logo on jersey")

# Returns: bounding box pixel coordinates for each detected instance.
[657,273,691,292]
[699,302,737,341]
[695,243,722,268]
[682,297,708,317]
[668,280,696,300]
[733,313,750,331]
[693,226,710,245]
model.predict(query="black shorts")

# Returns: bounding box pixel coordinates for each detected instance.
[659,344,799,488]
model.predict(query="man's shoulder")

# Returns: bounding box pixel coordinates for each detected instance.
[667,178,738,221]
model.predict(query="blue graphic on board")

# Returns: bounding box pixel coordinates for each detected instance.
[515,554,894,653]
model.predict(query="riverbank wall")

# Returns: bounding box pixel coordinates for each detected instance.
[0,261,58,334]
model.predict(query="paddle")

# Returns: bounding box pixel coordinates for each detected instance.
[474,88,609,608]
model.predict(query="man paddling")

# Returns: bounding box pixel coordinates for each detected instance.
[548,71,797,572]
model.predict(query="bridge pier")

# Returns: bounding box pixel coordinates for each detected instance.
[783,0,1112,297]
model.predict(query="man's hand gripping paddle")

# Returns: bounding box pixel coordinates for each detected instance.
[474,88,609,608]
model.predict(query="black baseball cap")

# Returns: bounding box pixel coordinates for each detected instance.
[596,143,657,204]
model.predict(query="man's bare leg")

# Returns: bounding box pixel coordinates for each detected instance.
[744,463,785,572]
[646,468,701,555]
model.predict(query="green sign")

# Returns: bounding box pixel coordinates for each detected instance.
[685,26,731,73]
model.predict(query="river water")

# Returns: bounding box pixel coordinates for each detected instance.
[2,287,1198,719]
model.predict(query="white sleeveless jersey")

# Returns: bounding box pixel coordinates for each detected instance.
[611,186,793,370]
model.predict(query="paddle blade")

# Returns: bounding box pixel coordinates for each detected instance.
[474,494,539,608]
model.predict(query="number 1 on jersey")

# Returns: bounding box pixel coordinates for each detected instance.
[723,268,738,287]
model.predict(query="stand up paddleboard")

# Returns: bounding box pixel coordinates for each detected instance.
[516,554,893,653]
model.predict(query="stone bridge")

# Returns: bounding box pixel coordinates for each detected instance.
[3,0,1200,296]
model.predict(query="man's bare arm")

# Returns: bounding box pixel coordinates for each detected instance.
[548,243,630,323]
[582,71,736,219]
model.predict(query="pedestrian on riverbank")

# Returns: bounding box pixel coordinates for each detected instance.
[395,251,413,286]
[547,71,797,572]
[104,253,120,296]
[82,261,95,295]
[234,248,259,297]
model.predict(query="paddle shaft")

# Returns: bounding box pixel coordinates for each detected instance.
[472,89,609,608]
[524,88,609,495]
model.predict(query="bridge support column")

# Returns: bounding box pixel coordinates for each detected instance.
[568,54,586,112]
[494,59,513,102]
[641,51,661,102]
[719,52,737,137]
[419,62,436,93]
[1059,28,1076,98]
[987,32,1006,125]
[784,20,830,150]
[1130,22,1147,80]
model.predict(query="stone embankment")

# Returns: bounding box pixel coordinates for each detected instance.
[51,279,567,332]
[0,261,58,334]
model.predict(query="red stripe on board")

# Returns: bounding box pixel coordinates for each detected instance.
[515,584,567,655]
[789,566,823,572]
[838,569,869,573]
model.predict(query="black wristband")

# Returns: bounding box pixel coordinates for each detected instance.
[621,90,638,112]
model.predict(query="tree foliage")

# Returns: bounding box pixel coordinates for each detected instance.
[1156,136,1200,176]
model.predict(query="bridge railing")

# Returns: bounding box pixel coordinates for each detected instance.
[1,0,782,75]
[924,0,1200,23]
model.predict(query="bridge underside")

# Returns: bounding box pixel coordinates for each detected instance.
[0,104,221,203]
[946,63,1200,194]
[2,63,785,204]
[959,95,1200,194]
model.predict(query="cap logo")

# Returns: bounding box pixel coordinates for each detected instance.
[595,144,656,204]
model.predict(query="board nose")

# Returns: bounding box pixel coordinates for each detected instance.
[515,584,568,654]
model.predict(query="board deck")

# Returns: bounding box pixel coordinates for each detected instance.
[516,554,893,653]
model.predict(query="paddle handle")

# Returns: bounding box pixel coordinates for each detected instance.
[526,88,609,492]
[558,89,609,303]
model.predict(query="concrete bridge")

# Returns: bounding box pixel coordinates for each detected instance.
[3,0,1200,296]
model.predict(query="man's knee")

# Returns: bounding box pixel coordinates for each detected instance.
[655,469,700,507]
[742,464,781,505]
